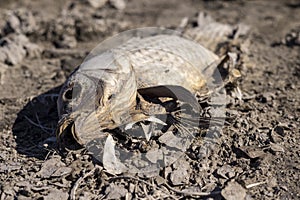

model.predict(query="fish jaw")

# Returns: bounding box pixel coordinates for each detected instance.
[56,116,82,151]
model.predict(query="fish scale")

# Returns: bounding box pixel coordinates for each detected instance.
[113,35,219,92]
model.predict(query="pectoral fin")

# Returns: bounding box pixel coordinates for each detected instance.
[137,85,200,112]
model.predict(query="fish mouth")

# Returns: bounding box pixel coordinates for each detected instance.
[56,117,83,151]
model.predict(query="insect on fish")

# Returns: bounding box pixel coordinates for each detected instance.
[56,33,222,173]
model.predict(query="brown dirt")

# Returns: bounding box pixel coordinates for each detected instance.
[0,0,299,199]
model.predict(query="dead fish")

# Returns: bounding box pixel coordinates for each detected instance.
[56,34,221,173]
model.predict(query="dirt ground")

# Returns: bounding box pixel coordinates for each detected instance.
[0,0,299,199]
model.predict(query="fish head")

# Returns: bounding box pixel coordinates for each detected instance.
[56,52,137,149]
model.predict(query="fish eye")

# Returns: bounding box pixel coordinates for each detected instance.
[63,83,82,101]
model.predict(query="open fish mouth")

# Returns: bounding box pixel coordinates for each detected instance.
[56,117,82,151]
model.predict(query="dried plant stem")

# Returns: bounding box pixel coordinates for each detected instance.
[70,166,102,200]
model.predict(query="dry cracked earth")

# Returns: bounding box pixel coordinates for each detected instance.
[0,0,299,199]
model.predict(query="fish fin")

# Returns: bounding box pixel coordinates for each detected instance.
[137,85,200,112]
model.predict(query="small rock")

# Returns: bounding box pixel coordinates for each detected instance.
[145,148,163,163]
[24,42,42,58]
[170,168,189,185]
[86,0,108,8]
[75,18,106,41]
[221,181,246,200]
[5,13,21,33]
[4,9,37,35]
[283,27,300,47]
[158,131,185,149]
[54,35,77,49]
[104,183,127,199]
[172,157,190,170]
[169,157,190,185]
[109,0,126,10]
[237,146,265,159]
[256,94,267,103]
[269,142,285,153]
[161,148,183,166]
[217,165,235,179]
[51,167,73,177]
[263,92,275,102]
[0,34,41,65]
[1,38,26,65]
[78,191,97,200]
[37,157,65,178]
[268,177,278,188]
[280,185,288,191]
[47,17,76,40]
[256,92,275,104]
[15,9,38,34]
[154,176,165,186]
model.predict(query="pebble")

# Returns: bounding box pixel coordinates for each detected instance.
[216,165,235,179]
[221,181,247,200]
[54,35,77,49]
[2,38,26,65]
[110,0,126,10]
[145,148,163,163]
[269,142,285,153]
[158,131,185,149]
[169,168,189,185]
[4,9,37,34]
[237,146,265,159]
[51,167,73,177]
[104,183,127,199]
[86,0,108,8]
[6,13,21,33]
[154,176,165,186]
[283,28,300,46]
[0,34,41,66]
[37,157,65,178]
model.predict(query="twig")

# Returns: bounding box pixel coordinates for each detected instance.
[44,149,57,160]
[245,181,266,189]
[24,115,53,134]
[70,166,102,200]
[163,182,220,197]
[143,184,152,200]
